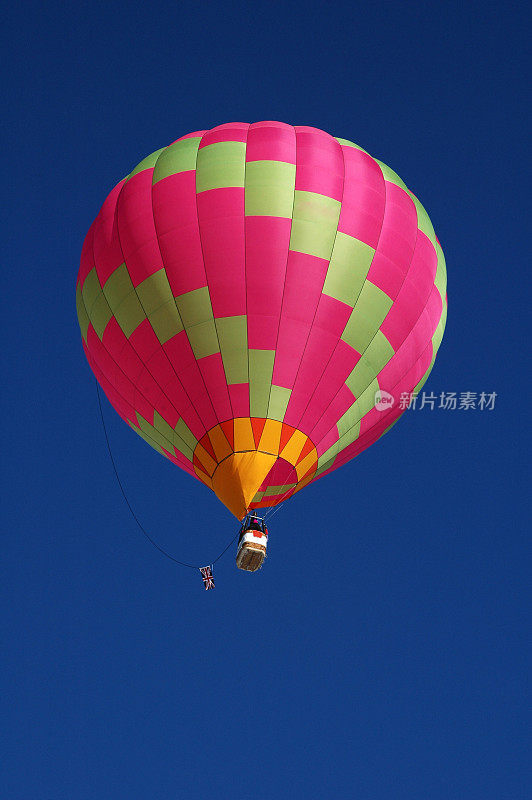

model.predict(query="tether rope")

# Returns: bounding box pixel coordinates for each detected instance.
[96,383,239,569]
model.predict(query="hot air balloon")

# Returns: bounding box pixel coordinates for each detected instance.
[76,121,447,570]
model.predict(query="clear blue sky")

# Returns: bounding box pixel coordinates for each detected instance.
[2,2,529,798]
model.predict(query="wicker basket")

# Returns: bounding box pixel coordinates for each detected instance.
[236,541,267,572]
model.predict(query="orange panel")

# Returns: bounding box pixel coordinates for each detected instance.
[208,424,233,462]
[296,437,315,465]
[280,429,308,465]
[278,423,295,454]
[295,449,318,481]
[194,465,213,488]
[233,417,256,452]
[293,471,316,494]
[194,443,217,476]
[257,419,283,455]
[212,451,277,519]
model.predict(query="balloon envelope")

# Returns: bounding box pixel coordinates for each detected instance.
[76,122,447,519]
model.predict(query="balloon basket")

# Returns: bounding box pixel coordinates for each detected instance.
[236,531,268,572]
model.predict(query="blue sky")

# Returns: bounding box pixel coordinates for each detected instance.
[2,2,529,798]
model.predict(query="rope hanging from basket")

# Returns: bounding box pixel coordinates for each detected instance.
[96,382,239,586]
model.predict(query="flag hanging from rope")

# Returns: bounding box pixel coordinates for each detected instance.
[200,566,215,590]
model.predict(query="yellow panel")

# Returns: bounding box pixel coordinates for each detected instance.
[233,417,256,452]
[212,451,277,519]
[194,444,217,476]
[280,429,308,465]
[293,472,315,494]
[257,418,283,455]
[207,425,233,462]
[295,450,318,481]
[194,466,213,488]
